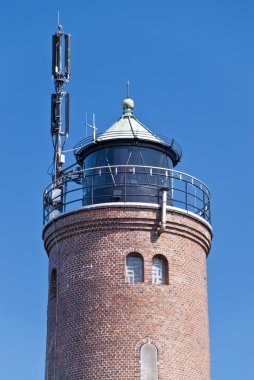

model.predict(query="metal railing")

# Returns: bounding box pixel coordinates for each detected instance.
[43,165,211,225]
[73,131,182,163]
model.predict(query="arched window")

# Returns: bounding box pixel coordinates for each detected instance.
[50,268,57,300]
[152,255,168,285]
[141,343,158,380]
[125,253,144,283]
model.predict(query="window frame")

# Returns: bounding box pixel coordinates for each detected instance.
[152,255,168,285]
[125,252,144,283]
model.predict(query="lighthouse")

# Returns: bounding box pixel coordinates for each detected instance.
[43,25,212,380]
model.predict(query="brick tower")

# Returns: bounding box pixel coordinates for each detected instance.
[43,27,212,380]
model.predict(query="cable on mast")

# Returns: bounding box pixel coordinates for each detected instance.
[51,21,71,182]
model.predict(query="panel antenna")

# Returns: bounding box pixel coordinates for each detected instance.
[51,22,71,182]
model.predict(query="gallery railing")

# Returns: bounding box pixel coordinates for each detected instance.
[43,165,211,225]
[73,131,182,163]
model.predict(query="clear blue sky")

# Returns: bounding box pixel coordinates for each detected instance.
[0,1,253,379]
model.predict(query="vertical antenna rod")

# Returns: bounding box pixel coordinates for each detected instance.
[51,21,71,182]
[127,80,130,98]
[84,113,97,143]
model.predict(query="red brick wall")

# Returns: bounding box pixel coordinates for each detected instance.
[43,206,212,380]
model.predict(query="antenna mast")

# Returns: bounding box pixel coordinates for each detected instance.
[85,113,97,143]
[51,20,71,182]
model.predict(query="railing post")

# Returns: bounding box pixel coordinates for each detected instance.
[91,175,94,205]
[170,172,174,206]
[203,190,206,219]
[63,182,67,213]
[124,170,127,202]
[185,181,188,210]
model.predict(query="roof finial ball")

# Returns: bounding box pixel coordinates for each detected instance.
[122,97,135,114]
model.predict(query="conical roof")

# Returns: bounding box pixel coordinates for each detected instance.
[74,97,182,166]
[97,98,164,144]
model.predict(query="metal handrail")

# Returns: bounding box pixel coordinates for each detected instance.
[53,165,209,190]
[73,131,182,161]
[43,165,211,225]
